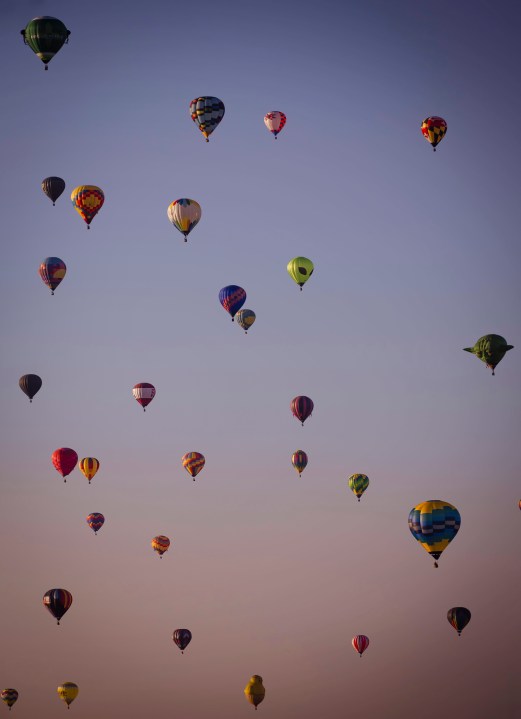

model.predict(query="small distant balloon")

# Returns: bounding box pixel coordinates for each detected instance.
[264,111,286,139]
[173,628,192,654]
[235,309,256,333]
[190,96,225,141]
[352,634,369,657]
[19,374,42,402]
[182,452,205,481]
[71,185,104,228]
[133,383,156,411]
[287,257,314,290]
[421,116,447,151]
[52,448,78,482]
[86,513,104,535]
[43,588,73,625]
[463,334,513,375]
[348,474,369,502]
[39,257,66,295]
[151,535,170,558]
[447,607,471,636]
[408,500,461,567]
[290,396,314,426]
[21,17,70,70]
[244,675,265,710]
[57,683,78,708]
[167,199,202,242]
[291,450,308,477]
[1,689,18,710]
[42,177,65,206]
[78,457,99,484]
[219,285,246,321]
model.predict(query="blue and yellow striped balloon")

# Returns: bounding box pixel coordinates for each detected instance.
[408,500,461,567]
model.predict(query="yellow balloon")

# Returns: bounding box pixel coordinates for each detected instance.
[244,675,265,709]
[57,682,78,707]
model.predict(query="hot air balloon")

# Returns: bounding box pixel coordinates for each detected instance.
[132,383,156,411]
[290,396,314,426]
[57,683,78,708]
[190,97,225,141]
[20,17,70,70]
[151,535,170,558]
[43,588,73,625]
[264,111,286,139]
[421,116,447,151]
[167,199,202,242]
[447,607,471,636]
[348,473,369,502]
[219,285,246,321]
[1,689,18,711]
[235,309,256,333]
[19,374,42,402]
[173,628,192,654]
[408,500,461,568]
[52,448,78,482]
[42,177,65,206]
[78,457,99,484]
[39,257,66,295]
[352,634,369,657]
[244,675,265,710]
[463,334,513,375]
[182,452,205,481]
[86,513,104,535]
[71,186,104,228]
[287,257,314,290]
[291,450,308,477]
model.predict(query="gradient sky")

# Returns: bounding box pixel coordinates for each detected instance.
[1,0,520,717]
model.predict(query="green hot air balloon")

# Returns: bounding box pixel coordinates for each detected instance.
[463,334,513,375]
[348,473,369,502]
[287,257,314,291]
[21,17,70,70]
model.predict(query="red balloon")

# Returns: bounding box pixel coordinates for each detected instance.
[51,448,78,482]
[352,634,369,657]
[290,396,314,426]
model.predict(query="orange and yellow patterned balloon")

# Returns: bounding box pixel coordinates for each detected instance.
[78,457,99,484]
[151,535,170,558]
[182,452,205,480]
[71,185,104,228]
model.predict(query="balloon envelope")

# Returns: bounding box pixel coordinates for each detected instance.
[287,257,314,289]
[463,334,513,375]
[182,452,205,480]
[86,513,104,534]
[447,607,471,636]
[43,588,73,624]
[21,17,70,69]
[190,96,225,141]
[1,689,18,709]
[352,634,370,656]
[173,628,192,652]
[52,448,78,481]
[291,450,308,476]
[290,396,314,425]
[264,111,286,138]
[79,457,99,484]
[71,185,104,227]
[133,383,156,410]
[421,116,447,150]
[167,199,201,241]
[39,257,66,294]
[151,535,170,557]
[348,473,369,501]
[235,309,256,333]
[244,676,265,708]
[57,683,78,707]
[408,500,461,566]
[19,373,42,402]
[219,285,246,320]
[42,176,65,205]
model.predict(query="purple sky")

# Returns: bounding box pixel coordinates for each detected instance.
[1,1,520,717]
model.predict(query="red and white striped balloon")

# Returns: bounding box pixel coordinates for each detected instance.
[352,634,369,657]
[132,383,156,411]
